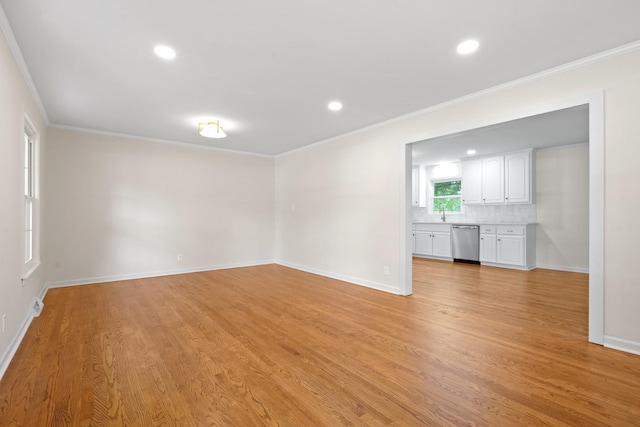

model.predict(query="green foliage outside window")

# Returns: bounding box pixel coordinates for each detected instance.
[433,180,461,212]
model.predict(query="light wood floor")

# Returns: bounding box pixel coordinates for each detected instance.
[2,259,640,426]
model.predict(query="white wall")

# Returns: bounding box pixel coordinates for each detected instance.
[275,47,640,345]
[0,26,47,369]
[536,144,589,272]
[45,128,275,284]
[275,137,401,293]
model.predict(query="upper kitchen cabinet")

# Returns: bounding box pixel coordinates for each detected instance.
[505,151,532,204]
[461,159,482,204]
[482,156,505,204]
[461,149,533,205]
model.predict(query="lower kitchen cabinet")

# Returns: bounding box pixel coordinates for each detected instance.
[432,232,452,257]
[413,224,452,259]
[415,231,432,255]
[413,222,535,269]
[497,235,525,265]
[496,236,525,267]
[479,224,535,270]
[479,232,497,263]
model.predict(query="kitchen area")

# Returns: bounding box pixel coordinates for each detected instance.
[411,105,590,273]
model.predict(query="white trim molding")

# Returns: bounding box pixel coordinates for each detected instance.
[279,41,640,158]
[1,261,273,380]
[604,336,640,356]
[0,307,36,381]
[0,4,49,125]
[535,264,589,274]
[276,261,401,295]
[44,261,274,292]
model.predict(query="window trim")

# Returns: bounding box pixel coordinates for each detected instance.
[430,178,463,214]
[23,115,39,278]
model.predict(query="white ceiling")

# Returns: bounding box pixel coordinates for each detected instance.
[412,104,589,165]
[2,1,640,156]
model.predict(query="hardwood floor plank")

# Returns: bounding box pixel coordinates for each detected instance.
[2,260,640,426]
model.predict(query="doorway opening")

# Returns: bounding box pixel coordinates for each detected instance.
[401,93,604,344]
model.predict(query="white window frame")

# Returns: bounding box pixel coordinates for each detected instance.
[23,116,39,278]
[430,178,463,215]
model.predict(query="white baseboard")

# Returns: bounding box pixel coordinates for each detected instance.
[536,264,589,274]
[0,307,36,381]
[43,260,274,294]
[604,335,640,356]
[276,261,401,295]
[2,261,274,381]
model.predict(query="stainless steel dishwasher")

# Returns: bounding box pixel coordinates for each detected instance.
[451,225,480,264]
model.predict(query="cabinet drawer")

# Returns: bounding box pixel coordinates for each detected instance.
[414,223,451,232]
[480,225,496,234]
[497,225,525,235]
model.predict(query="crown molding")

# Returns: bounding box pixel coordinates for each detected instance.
[0,4,50,125]
[278,40,640,158]
[49,123,275,158]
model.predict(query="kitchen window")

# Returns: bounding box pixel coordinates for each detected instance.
[432,179,462,213]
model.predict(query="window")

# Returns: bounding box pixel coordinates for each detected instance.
[24,122,36,268]
[432,179,462,213]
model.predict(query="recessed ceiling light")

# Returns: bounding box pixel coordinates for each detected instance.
[466,149,477,155]
[154,45,176,60]
[328,101,343,111]
[457,39,479,55]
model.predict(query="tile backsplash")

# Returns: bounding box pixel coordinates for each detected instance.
[413,204,537,223]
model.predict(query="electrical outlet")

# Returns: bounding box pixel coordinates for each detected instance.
[177,253,183,261]
[383,266,390,276]
[2,314,6,333]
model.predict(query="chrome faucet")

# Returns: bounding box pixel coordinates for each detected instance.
[440,207,446,222]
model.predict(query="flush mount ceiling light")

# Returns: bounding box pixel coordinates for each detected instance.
[328,101,343,111]
[466,149,477,155]
[154,45,176,59]
[198,121,226,138]
[457,39,479,55]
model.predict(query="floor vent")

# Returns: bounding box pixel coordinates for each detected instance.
[32,298,44,317]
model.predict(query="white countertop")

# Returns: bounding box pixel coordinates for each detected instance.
[413,221,537,225]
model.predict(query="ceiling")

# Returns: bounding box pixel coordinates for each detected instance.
[412,104,589,165]
[2,1,640,156]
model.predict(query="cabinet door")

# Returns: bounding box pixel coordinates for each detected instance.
[462,159,482,204]
[480,234,497,263]
[414,231,433,255]
[432,232,451,258]
[497,235,525,266]
[412,167,420,206]
[505,151,530,204]
[482,156,504,204]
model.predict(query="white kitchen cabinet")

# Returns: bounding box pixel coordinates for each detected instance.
[413,223,452,259]
[432,232,452,258]
[479,225,497,263]
[505,151,531,204]
[412,166,420,206]
[415,231,432,255]
[478,224,536,270]
[462,150,532,205]
[497,235,525,265]
[481,156,505,204]
[462,159,482,204]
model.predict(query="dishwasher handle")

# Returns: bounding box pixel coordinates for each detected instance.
[451,225,479,229]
